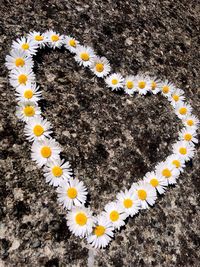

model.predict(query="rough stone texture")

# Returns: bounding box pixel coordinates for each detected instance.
[0,0,200,266]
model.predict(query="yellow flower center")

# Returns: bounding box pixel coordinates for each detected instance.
[80,52,89,61]
[67,187,77,199]
[126,81,134,89]
[172,94,179,101]
[94,225,106,237]
[69,39,76,47]
[23,106,35,117]
[150,178,159,187]
[24,89,33,99]
[35,35,44,41]
[187,119,194,126]
[112,79,118,85]
[40,146,52,158]
[33,125,44,136]
[151,81,157,90]
[184,133,192,141]
[162,85,169,94]
[138,81,146,89]
[123,198,133,208]
[15,58,25,67]
[18,74,28,85]
[51,35,59,42]
[179,107,187,115]
[75,213,87,226]
[51,166,63,177]
[179,147,187,155]
[137,189,147,200]
[95,63,104,72]
[21,43,29,50]
[162,168,171,178]
[172,159,181,168]
[109,210,119,222]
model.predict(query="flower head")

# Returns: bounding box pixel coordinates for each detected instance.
[64,35,79,53]
[12,37,38,55]
[172,141,195,161]
[155,161,180,185]
[117,189,140,216]
[5,49,33,70]
[74,45,95,67]
[16,101,41,122]
[105,73,124,91]
[45,30,64,49]
[16,83,42,103]
[90,56,111,77]
[144,171,167,195]
[9,66,35,88]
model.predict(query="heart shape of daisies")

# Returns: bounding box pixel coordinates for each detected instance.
[6,30,199,249]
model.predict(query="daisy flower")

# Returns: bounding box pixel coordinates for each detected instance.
[74,45,95,67]
[31,138,61,167]
[116,189,140,216]
[87,215,114,249]
[27,31,46,48]
[155,161,180,185]
[144,171,168,195]
[104,201,127,230]
[5,49,33,70]
[135,75,151,95]
[11,36,38,55]
[124,75,137,95]
[178,128,198,144]
[105,73,124,91]
[160,80,175,98]
[24,116,52,141]
[166,154,186,173]
[57,178,87,209]
[44,159,72,187]
[149,77,161,94]
[169,88,185,107]
[183,115,199,130]
[175,102,192,120]
[64,35,79,53]
[131,181,157,209]
[16,83,42,103]
[90,56,111,78]
[45,30,64,49]
[16,101,41,122]
[66,206,94,237]
[172,141,195,161]
[9,66,35,88]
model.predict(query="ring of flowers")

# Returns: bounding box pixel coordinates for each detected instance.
[6,30,199,249]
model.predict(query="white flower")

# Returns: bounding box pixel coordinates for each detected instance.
[31,138,61,167]
[131,181,157,209]
[149,77,161,94]
[74,45,95,67]
[90,56,111,77]
[27,31,46,48]
[155,161,180,185]
[45,30,64,49]
[9,66,35,88]
[124,75,137,95]
[57,178,87,209]
[104,201,127,230]
[44,159,72,187]
[169,88,185,107]
[135,75,151,95]
[11,37,38,55]
[178,128,198,144]
[116,189,140,216]
[5,49,33,70]
[166,154,186,173]
[105,73,124,91]
[172,141,195,161]
[160,80,175,98]
[16,101,41,122]
[175,102,192,120]
[24,116,52,141]
[16,83,42,103]
[66,207,94,237]
[183,115,199,130]
[87,215,114,249]
[64,35,79,53]
[144,171,168,195]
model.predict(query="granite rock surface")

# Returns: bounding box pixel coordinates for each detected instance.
[0,0,200,266]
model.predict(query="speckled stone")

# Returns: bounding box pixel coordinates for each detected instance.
[0,1,200,266]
